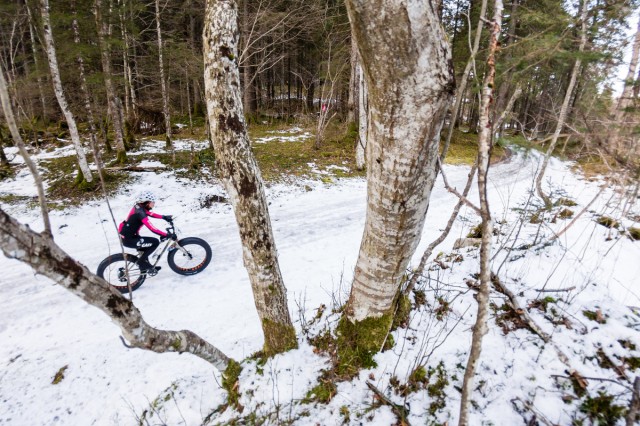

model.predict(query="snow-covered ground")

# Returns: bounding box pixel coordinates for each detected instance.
[1,138,639,425]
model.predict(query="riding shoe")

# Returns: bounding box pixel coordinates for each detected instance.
[138,260,161,273]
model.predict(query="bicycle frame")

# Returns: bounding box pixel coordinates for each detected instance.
[136,223,192,270]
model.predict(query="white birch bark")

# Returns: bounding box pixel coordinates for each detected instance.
[0,208,231,370]
[203,0,296,355]
[118,0,132,120]
[345,0,454,321]
[611,17,640,154]
[355,62,366,171]
[0,67,52,236]
[26,4,47,120]
[155,0,172,147]
[95,0,127,161]
[40,0,93,183]
[458,1,502,423]
[72,2,100,159]
[535,0,587,208]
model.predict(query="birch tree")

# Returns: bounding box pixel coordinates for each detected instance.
[203,0,296,356]
[339,0,454,367]
[458,0,502,423]
[155,0,172,147]
[39,0,93,184]
[610,16,640,156]
[95,0,127,163]
[0,66,51,236]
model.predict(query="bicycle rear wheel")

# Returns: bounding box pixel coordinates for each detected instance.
[167,237,212,276]
[96,253,146,293]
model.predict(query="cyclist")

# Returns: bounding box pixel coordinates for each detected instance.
[118,191,176,273]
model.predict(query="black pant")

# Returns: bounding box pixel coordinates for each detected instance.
[122,236,159,265]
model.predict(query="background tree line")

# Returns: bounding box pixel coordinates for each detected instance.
[0,0,638,169]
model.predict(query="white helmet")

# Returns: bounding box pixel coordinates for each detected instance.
[136,190,157,204]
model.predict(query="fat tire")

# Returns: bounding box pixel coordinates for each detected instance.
[167,237,212,276]
[96,253,146,293]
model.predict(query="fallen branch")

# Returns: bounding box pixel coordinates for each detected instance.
[534,286,576,293]
[366,381,410,425]
[0,207,232,371]
[105,166,167,173]
[491,274,572,367]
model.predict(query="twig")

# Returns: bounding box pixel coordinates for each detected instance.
[551,374,632,392]
[550,185,605,242]
[511,397,557,426]
[437,158,482,215]
[366,382,410,425]
[534,286,576,293]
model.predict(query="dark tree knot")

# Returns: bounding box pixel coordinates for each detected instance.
[219,46,235,61]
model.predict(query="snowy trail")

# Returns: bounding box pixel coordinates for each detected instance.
[1,146,639,425]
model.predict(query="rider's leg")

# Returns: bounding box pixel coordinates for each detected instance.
[122,236,160,271]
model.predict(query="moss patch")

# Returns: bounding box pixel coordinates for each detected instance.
[628,227,640,241]
[578,392,626,424]
[303,374,337,404]
[596,216,620,229]
[391,294,412,330]
[335,313,393,377]
[558,208,574,219]
[248,122,365,182]
[222,359,243,409]
[443,129,507,165]
[52,365,68,385]
[556,197,578,207]
[261,318,297,357]
[529,296,557,313]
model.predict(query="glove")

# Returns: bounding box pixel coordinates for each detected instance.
[162,215,173,222]
[161,232,177,241]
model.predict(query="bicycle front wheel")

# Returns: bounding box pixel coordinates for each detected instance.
[167,237,212,276]
[96,253,146,293]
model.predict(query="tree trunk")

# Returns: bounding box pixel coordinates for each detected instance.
[347,36,358,125]
[26,4,48,121]
[40,0,93,184]
[458,1,502,424]
[355,62,366,170]
[341,0,454,364]
[117,0,133,121]
[0,208,232,371]
[72,2,101,168]
[535,0,587,208]
[442,0,488,159]
[155,0,172,148]
[0,67,52,236]
[95,0,127,163]
[203,0,297,356]
[611,18,640,155]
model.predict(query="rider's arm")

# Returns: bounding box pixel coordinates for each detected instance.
[147,211,163,219]
[141,217,167,237]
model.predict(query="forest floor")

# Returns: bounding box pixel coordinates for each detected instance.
[1,124,639,425]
